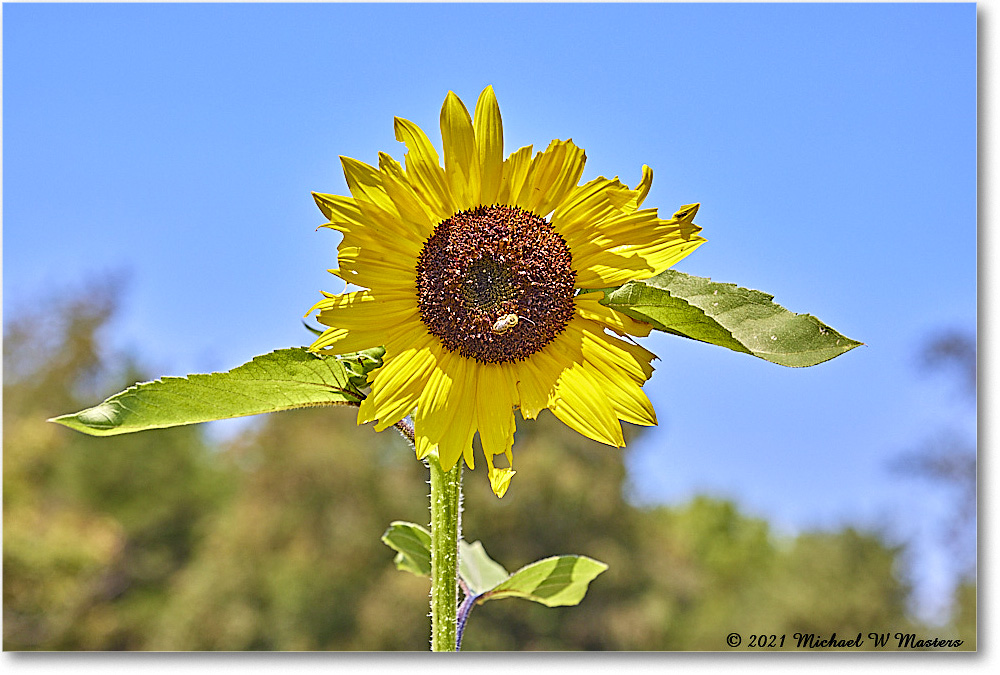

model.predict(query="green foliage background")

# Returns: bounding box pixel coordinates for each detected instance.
[2,285,975,650]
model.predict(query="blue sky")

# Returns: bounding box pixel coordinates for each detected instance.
[3,3,977,622]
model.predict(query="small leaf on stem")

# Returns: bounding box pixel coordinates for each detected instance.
[479,555,609,607]
[459,540,509,594]
[381,521,432,577]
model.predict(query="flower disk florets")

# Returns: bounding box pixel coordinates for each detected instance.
[416,205,576,364]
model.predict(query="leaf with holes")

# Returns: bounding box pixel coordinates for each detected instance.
[598,269,862,367]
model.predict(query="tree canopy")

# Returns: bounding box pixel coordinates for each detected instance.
[2,285,974,650]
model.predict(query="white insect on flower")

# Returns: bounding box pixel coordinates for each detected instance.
[490,313,536,335]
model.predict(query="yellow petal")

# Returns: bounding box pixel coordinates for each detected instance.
[476,363,517,458]
[532,319,625,447]
[306,290,418,355]
[549,361,625,447]
[313,192,421,259]
[415,351,477,470]
[462,436,476,471]
[412,352,454,461]
[573,205,707,287]
[579,321,656,385]
[551,176,633,234]
[598,376,657,427]
[308,327,378,355]
[496,145,534,206]
[634,165,653,208]
[575,241,707,288]
[307,288,416,324]
[519,139,587,217]
[312,191,353,222]
[340,156,399,217]
[440,91,480,210]
[360,327,439,433]
[376,152,438,241]
[331,251,414,293]
[571,316,657,426]
[570,208,659,260]
[336,159,436,270]
[511,355,556,420]
[508,295,652,425]
[574,291,653,338]
[334,235,419,275]
[473,85,504,206]
[579,345,657,426]
[393,116,455,218]
[484,451,516,498]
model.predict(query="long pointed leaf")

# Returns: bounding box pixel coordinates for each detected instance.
[49,347,365,436]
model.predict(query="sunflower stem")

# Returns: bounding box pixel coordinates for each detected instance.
[394,416,415,448]
[455,580,477,651]
[428,453,462,652]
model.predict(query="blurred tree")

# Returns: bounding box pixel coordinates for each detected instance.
[903,331,977,542]
[767,528,913,641]
[891,329,977,647]
[3,283,958,651]
[148,406,431,650]
[918,331,976,399]
[948,580,976,651]
[3,281,232,649]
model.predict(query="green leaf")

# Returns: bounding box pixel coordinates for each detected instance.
[598,269,862,367]
[49,347,364,436]
[381,521,432,577]
[337,346,386,389]
[382,525,608,608]
[459,540,509,594]
[302,319,325,337]
[479,555,608,608]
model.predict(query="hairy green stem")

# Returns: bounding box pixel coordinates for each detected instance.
[428,454,462,651]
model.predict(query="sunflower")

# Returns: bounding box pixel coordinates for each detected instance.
[307,86,704,498]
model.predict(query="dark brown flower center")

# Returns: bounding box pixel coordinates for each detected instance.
[416,205,576,364]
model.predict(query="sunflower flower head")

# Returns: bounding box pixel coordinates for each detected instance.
[307,86,705,498]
